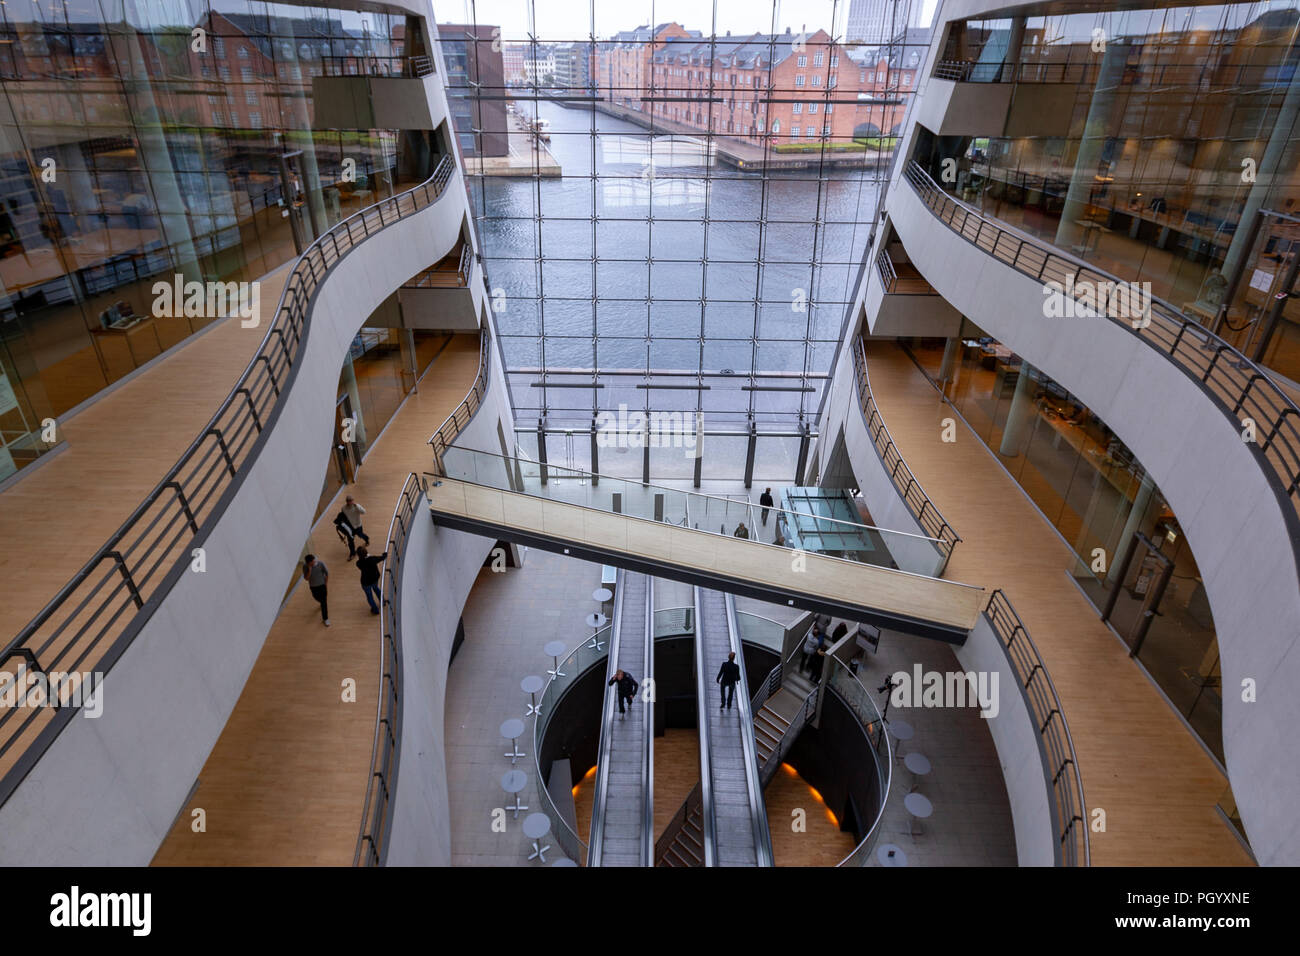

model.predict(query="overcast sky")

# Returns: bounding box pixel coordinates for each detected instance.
[431,0,937,43]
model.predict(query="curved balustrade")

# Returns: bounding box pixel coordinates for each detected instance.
[904,160,1300,543]
[851,338,961,568]
[823,657,894,867]
[984,589,1089,866]
[0,155,458,808]
[353,473,422,867]
[428,333,491,468]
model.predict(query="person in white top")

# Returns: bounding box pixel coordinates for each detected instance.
[343,495,370,547]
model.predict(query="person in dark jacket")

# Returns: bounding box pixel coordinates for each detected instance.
[716,651,741,711]
[334,510,357,560]
[608,669,637,719]
[302,554,330,626]
[355,546,388,614]
[759,488,774,526]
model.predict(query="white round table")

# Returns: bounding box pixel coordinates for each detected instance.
[523,812,552,863]
[889,717,914,761]
[544,640,568,680]
[904,751,931,791]
[592,587,613,604]
[877,843,908,867]
[521,675,545,718]
[501,769,528,818]
[585,612,607,651]
[904,791,932,837]
[500,718,526,764]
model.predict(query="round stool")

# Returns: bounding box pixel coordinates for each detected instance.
[544,640,568,680]
[501,769,528,818]
[586,612,607,651]
[521,675,545,718]
[501,718,526,764]
[523,812,552,863]
[904,751,931,792]
[888,717,914,761]
[904,791,932,837]
[877,843,908,867]
[552,857,578,867]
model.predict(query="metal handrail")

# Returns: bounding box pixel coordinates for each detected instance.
[0,154,459,810]
[875,249,935,295]
[640,578,655,866]
[690,587,718,867]
[905,160,1300,535]
[851,338,960,569]
[984,589,1090,866]
[934,57,1290,88]
[353,472,420,866]
[457,243,474,285]
[436,446,955,559]
[427,333,491,469]
[587,570,626,865]
[724,592,774,867]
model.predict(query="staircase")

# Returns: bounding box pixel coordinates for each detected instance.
[753,669,816,781]
[659,802,706,867]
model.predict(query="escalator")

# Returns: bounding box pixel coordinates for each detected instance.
[587,570,655,866]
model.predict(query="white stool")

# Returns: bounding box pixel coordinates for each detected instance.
[545,640,568,680]
[904,791,932,837]
[877,843,908,867]
[501,718,526,764]
[501,769,528,819]
[903,751,931,792]
[523,812,552,863]
[521,675,545,718]
[888,717,914,762]
[585,612,607,651]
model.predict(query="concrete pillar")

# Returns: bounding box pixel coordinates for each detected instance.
[1053,40,1130,255]
[998,361,1036,457]
[1219,64,1300,287]
[1106,473,1155,587]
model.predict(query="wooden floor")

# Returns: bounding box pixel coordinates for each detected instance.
[861,342,1252,866]
[152,334,482,866]
[0,264,290,644]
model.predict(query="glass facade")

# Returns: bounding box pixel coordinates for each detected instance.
[0,0,430,481]
[922,2,1300,389]
[436,0,930,480]
[903,330,1224,761]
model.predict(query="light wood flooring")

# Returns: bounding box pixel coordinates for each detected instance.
[860,341,1252,866]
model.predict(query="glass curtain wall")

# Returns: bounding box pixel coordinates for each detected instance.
[437,0,930,483]
[923,3,1300,389]
[0,0,416,481]
[903,330,1224,761]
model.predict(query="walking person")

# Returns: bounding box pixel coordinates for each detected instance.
[759,488,774,527]
[333,509,357,560]
[716,651,741,711]
[733,521,750,539]
[356,545,388,615]
[801,623,824,675]
[302,554,330,627]
[343,495,370,547]
[608,668,637,719]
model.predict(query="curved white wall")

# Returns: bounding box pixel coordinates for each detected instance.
[384,375,514,865]
[882,179,1300,866]
[0,170,476,866]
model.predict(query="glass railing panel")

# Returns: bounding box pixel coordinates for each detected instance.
[734,611,786,655]
[438,446,949,579]
[824,656,893,867]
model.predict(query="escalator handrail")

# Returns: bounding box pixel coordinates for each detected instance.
[640,578,655,867]
[725,593,775,867]
[690,587,719,867]
[586,569,626,865]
